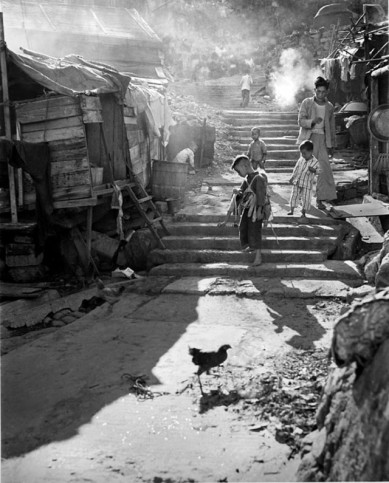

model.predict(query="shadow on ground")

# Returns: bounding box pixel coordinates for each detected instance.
[1,289,201,459]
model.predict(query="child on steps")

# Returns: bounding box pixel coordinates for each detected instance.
[288,140,319,218]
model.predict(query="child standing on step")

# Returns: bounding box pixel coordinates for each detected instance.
[288,140,319,218]
[247,127,267,170]
[218,155,269,266]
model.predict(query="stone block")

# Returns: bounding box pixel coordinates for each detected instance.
[375,253,389,289]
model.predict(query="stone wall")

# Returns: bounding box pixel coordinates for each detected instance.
[297,289,389,481]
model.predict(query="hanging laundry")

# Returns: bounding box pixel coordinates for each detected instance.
[1,138,53,251]
[339,53,351,82]
[320,58,336,80]
[350,62,357,80]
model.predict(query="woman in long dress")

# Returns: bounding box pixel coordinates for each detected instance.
[297,77,337,210]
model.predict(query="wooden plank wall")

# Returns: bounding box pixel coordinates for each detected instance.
[84,94,129,183]
[15,96,92,201]
[123,106,160,187]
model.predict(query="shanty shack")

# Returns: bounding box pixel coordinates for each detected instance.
[0,47,174,281]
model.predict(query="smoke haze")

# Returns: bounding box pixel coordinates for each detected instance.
[270,47,323,106]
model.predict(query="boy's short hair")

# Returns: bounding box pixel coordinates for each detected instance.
[314,76,330,89]
[231,154,250,171]
[299,140,314,152]
[251,126,261,135]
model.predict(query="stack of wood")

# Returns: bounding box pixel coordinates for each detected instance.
[15,96,93,205]
[5,228,45,282]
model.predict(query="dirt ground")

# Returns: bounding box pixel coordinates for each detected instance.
[2,284,348,483]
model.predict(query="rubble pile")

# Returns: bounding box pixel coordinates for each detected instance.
[167,90,235,188]
[185,348,330,455]
[254,350,330,453]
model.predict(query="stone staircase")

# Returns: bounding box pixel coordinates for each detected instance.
[149,214,363,283]
[222,109,300,173]
[148,91,363,285]
[171,75,266,108]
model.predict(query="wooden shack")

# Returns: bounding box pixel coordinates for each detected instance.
[1,47,172,280]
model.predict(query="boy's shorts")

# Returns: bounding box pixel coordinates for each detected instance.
[239,209,262,249]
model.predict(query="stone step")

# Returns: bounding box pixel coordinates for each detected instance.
[264,167,294,173]
[222,110,297,118]
[233,142,298,150]
[230,129,299,137]
[226,120,298,127]
[162,235,338,252]
[224,159,296,168]
[166,222,340,237]
[230,137,297,145]
[232,148,299,159]
[149,248,327,265]
[229,128,298,138]
[149,260,363,281]
[172,214,342,226]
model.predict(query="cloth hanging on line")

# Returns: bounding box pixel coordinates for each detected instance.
[1,138,53,252]
[339,53,351,82]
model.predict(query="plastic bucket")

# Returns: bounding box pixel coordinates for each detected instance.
[152,160,188,205]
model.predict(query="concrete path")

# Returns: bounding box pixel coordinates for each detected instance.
[2,281,350,482]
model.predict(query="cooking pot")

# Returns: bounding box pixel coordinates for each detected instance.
[335,102,368,132]
[368,104,389,142]
[338,102,368,113]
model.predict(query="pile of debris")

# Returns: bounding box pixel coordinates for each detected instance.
[167,90,235,172]
[183,348,330,456]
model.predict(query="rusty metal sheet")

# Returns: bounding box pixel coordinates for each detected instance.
[329,202,389,218]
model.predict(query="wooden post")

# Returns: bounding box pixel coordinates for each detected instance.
[86,205,93,258]
[369,76,379,195]
[199,117,206,168]
[0,12,17,222]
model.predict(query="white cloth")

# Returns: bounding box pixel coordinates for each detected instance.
[172,148,195,169]
[339,54,350,81]
[240,74,253,91]
[312,104,326,134]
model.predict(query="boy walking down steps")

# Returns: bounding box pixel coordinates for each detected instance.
[219,155,269,266]
[288,140,319,219]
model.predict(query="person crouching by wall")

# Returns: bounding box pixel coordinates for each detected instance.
[172,141,198,174]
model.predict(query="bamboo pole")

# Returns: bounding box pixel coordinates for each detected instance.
[0,12,18,222]
[199,118,206,168]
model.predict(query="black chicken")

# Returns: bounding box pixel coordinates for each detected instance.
[189,344,231,394]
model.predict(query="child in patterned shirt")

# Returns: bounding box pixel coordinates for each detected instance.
[288,140,319,218]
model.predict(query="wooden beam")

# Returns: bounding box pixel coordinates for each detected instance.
[370,76,379,194]
[0,12,17,222]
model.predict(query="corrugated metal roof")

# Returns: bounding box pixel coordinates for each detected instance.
[1,1,165,77]
[2,1,162,42]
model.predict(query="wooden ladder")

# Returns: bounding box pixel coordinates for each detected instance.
[119,178,169,249]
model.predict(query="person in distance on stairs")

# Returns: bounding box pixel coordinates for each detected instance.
[288,140,319,219]
[240,70,253,108]
[218,155,269,266]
